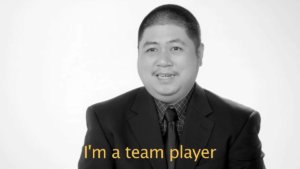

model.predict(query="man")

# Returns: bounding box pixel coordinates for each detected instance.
[78,4,265,169]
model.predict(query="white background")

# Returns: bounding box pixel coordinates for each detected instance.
[1,0,299,168]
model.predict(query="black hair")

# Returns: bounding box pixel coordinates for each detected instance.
[138,4,201,49]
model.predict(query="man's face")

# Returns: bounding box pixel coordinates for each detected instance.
[138,24,203,104]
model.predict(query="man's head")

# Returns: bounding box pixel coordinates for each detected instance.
[137,4,204,104]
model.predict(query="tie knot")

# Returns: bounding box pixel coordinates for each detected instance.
[165,108,178,122]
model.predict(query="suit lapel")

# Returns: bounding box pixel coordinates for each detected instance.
[128,88,168,169]
[127,85,214,169]
[176,85,214,169]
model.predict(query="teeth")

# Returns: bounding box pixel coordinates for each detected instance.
[157,74,175,78]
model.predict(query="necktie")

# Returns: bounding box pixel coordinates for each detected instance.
[164,108,179,169]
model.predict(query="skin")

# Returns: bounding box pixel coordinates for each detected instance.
[138,24,204,104]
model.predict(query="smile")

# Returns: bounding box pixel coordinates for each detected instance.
[155,73,176,79]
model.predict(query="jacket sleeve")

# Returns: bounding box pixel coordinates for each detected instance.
[228,111,266,169]
[78,106,114,169]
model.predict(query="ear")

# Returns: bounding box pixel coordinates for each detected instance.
[197,43,204,67]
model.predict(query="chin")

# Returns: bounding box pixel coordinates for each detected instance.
[150,86,181,103]
[155,85,179,96]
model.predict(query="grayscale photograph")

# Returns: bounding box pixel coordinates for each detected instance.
[0,1,299,169]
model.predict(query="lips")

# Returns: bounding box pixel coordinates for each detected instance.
[156,73,175,78]
[153,72,177,80]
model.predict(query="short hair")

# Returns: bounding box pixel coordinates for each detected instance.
[138,4,201,49]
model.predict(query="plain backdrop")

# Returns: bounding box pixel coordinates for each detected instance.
[1,0,300,168]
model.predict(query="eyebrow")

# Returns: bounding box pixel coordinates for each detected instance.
[167,39,186,46]
[142,41,159,48]
[141,39,186,48]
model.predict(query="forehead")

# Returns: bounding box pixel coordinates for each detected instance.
[140,24,192,45]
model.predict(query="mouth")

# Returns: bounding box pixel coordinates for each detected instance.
[154,73,177,80]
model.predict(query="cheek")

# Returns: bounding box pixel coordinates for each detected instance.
[176,56,199,69]
[138,58,153,76]
[139,57,154,68]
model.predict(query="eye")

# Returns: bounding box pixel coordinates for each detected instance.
[145,48,158,53]
[171,46,183,51]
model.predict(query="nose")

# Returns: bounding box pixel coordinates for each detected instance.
[156,50,173,67]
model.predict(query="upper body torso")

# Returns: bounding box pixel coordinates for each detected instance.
[78,84,265,169]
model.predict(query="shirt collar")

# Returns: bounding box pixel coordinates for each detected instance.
[154,85,194,123]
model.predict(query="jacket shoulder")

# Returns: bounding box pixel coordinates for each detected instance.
[89,87,142,113]
[86,87,144,127]
[204,89,256,117]
[203,89,261,136]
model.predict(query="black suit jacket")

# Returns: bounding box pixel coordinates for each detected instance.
[78,84,265,169]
